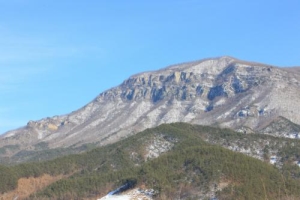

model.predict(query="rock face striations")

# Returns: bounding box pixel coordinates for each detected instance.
[1,56,300,156]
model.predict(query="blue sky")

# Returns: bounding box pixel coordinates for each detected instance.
[0,0,300,134]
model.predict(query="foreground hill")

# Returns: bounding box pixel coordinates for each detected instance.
[1,123,300,199]
[1,56,300,162]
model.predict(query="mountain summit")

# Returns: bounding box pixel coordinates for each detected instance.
[1,56,300,159]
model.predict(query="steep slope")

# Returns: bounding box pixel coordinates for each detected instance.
[1,56,300,160]
[1,123,300,200]
[259,116,300,138]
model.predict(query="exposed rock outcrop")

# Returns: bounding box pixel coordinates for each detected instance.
[1,56,300,159]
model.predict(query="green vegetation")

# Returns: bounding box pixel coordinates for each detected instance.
[0,142,98,165]
[0,144,19,155]
[0,123,300,200]
[34,142,49,150]
[0,165,17,193]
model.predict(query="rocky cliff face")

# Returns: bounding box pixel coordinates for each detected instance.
[1,56,300,155]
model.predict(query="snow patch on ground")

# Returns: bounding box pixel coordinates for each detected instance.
[99,194,131,200]
[145,135,174,159]
[3,131,16,138]
[98,188,154,200]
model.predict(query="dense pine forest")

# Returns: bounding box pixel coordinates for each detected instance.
[1,123,300,199]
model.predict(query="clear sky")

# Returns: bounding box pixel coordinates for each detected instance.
[0,0,300,134]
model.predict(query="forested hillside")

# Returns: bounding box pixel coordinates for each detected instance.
[1,123,300,199]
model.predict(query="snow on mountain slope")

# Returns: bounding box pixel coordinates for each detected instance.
[1,56,300,159]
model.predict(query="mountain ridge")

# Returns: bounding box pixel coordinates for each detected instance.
[1,56,300,161]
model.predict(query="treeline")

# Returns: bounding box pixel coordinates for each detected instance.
[0,123,300,200]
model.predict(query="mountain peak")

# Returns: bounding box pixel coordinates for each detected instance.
[1,57,300,162]
[131,56,238,79]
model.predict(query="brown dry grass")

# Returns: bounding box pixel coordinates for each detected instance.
[0,174,64,200]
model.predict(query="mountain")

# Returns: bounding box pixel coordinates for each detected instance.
[1,123,300,200]
[259,116,300,138]
[1,56,300,162]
